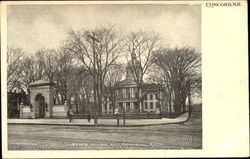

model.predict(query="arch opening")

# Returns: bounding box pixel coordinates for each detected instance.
[35,94,46,118]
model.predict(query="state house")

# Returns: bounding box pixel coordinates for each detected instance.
[101,52,163,115]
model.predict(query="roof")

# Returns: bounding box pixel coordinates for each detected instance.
[141,83,162,90]
[114,80,162,90]
[115,79,137,87]
[29,80,55,87]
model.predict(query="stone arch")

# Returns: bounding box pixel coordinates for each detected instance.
[29,80,55,118]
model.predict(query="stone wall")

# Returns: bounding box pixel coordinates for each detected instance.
[20,106,35,118]
[51,105,68,118]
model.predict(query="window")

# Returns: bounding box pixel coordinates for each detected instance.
[104,104,107,111]
[122,89,125,98]
[145,102,148,109]
[119,89,122,97]
[156,102,159,108]
[126,88,130,98]
[150,94,153,100]
[133,88,138,98]
[150,102,154,109]
[119,102,123,108]
[126,102,130,110]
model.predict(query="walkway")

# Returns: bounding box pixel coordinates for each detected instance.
[8,112,189,126]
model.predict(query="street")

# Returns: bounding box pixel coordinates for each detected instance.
[8,117,202,150]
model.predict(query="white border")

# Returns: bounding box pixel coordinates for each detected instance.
[1,1,249,158]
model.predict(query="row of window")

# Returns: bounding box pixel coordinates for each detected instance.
[144,102,158,109]
[145,102,152,109]
[116,88,159,100]
[103,101,159,111]
[116,88,138,98]
[147,94,158,100]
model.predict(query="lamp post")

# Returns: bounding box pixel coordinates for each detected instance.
[87,32,100,127]
[123,105,126,126]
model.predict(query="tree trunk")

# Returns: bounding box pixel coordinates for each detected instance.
[169,92,172,117]
[74,93,79,113]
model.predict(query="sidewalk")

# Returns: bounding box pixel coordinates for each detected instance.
[8,112,189,127]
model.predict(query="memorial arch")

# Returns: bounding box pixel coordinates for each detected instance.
[29,80,55,118]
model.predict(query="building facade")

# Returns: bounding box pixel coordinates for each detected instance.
[101,53,163,114]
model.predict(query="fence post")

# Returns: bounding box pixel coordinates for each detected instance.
[123,111,125,126]
[116,114,119,127]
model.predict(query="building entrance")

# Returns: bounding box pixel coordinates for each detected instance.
[35,94,46,118]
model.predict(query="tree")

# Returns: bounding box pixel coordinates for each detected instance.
[66,26,124,126]
[53,47,75,105]
[19,53,45,100]
[74,67,94,114]
[104,63,125,113]
[7,47,24,92]
[125,30,161,112]
[153,47,201,117]
[36,49,58,83]
[147,67,170,114]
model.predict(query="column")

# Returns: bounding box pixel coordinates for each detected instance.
[131,87,134,98]
[131,102,134,111]
[107,99,110,114]
[130,88,132,98]
[123,102,126,112]
[139,102,142,113]
[45,93,51,118]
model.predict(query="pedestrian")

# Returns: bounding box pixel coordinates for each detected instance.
[68,108,73,123]
[114,107,119,126]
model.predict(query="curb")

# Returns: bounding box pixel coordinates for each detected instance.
[7,112,192,127]
[7,119,189,127]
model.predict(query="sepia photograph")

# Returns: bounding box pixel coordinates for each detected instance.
[6,3,202,150]
[1,0,248,158]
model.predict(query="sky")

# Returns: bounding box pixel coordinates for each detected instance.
[7,4,201,55]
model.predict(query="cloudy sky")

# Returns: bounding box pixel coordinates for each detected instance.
[7,4,201,54]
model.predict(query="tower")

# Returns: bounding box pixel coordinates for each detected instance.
[126,52,142,81]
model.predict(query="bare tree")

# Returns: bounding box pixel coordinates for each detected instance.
[147,67,171,114]
[153,47,201,117]
[104,63,125,112]
[125,30,161,112]
[18,53,45,99]
[7,47,24,92]
[36,49,58,83]
[70,67,94,114]
[53,47,74,105]
[66,26,124,126]
[105,64,125,88]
